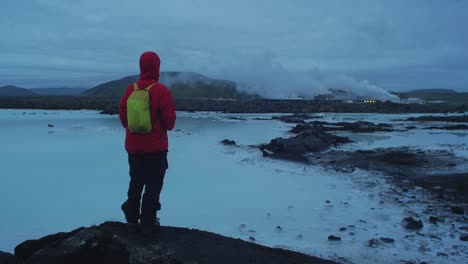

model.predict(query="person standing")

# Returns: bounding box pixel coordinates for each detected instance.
[119,51,176,234]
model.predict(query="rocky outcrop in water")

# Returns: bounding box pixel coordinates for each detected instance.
[305,147,468,202]
[427,125,468,130]
[259,127,352,162]
[289,121,394,133]
[271,114,323,123]
[220,139,237,146]
[406,115,468,123]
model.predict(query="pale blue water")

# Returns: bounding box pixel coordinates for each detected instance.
[0,109,466,264]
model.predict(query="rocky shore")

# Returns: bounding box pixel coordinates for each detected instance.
[0,96,467,114]
[0,222,337,264]
[253,114,468,202]
[213,113,468,262]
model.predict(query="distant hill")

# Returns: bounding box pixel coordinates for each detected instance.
[82,72,257,99]
[0,85,36,96]
[30,88,87,96]
[395,89,468,105]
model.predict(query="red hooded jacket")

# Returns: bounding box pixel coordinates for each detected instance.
[119,51,176,154]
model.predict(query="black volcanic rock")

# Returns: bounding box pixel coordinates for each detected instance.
[328,235,341,241]
[289,121,393,134]
[380,237,395,243]
[290,124,314,134]
[259,127,352,162]
[407,115,468,123]
[272,114,322,123]
[15,227,85,261]
[220,139,236,146]
[427,125,468,130]
[403,217,423,230]
[451,206,465,215]
[368,238,379,248]
[429,216,443,224]
[12,222,336,264]
[0,251,16,264]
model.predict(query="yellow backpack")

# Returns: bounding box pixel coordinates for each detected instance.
[126,83,156,134]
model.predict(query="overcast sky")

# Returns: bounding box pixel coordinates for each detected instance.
[0,0,467,94]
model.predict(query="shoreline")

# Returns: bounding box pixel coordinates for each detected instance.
[1,96,467,114]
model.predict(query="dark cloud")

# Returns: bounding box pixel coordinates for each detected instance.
[1,0,467,95]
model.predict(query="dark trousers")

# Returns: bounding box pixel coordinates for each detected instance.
[124,152,168,224]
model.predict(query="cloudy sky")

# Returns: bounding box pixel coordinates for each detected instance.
[0,0,467,95]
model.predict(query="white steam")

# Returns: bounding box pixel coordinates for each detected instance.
[199,52,400,102]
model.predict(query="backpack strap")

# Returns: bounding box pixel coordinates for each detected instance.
[144,83,157,91]
[133,83,157,91]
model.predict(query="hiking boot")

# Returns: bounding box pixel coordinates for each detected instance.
[121,201,131,219]
[141,218,160,236]
[120,201,139,223]
[121,201,140,232]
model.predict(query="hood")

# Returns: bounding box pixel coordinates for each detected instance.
[139,51,160,82]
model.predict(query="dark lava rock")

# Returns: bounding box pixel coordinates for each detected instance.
[328,235,341,241]
[272,114,322,124]
[311,147,468,203]
[459,226,468,232]
[248,236,256,242]
[368,238,379,248]
[429,216,443,224]
[339,227,346,232]
[383,151,423,166]
[428,125,468,130]
[16,227,129,264]
[47,124,54,128]
[403,217,424,230]
[460,234,468,241]
[451,206,465,215]
[15,227,85,261]
[380,237,395,243]
[407,115,468,123]
[0,251,16,264]
[289,121,393,134]
[12,222,337,264]
[220,139,236,146]
[334,121,393,132]
[290,124,312,134]
[272,115,306,124]
[437,252,448,257]
[259,127,352,162]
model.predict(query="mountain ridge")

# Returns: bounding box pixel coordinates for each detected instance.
[0,85,36,96]
[81,72,257,99]
[30,88,87,96]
